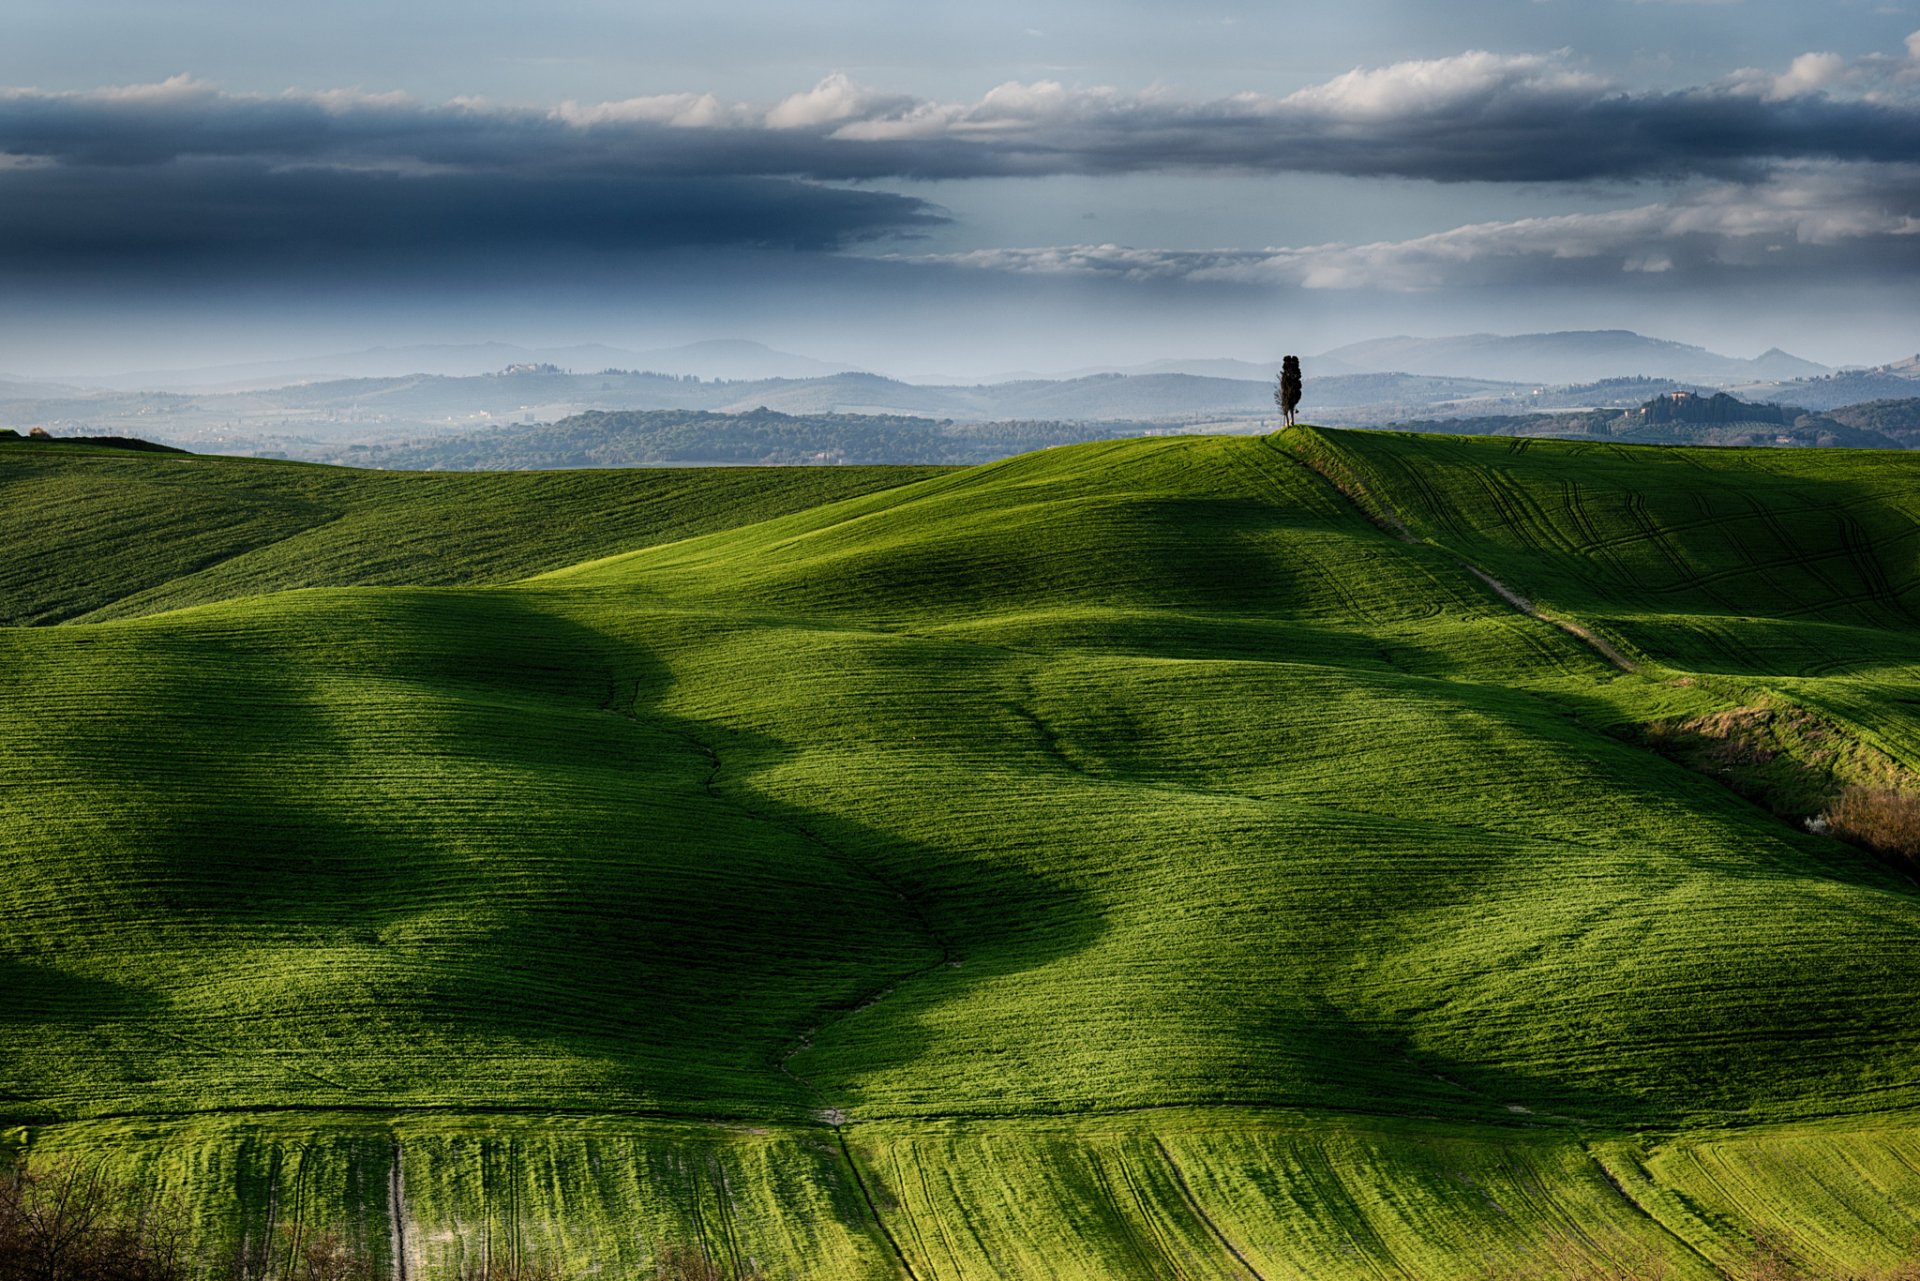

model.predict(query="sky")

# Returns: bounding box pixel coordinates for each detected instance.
[4,0,1919,378]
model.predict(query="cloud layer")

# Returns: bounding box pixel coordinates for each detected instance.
[4,41,1918,188]
[0,36,1917,277]
[904,164,1920,291]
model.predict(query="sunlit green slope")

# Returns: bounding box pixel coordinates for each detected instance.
[1297,427,1920,764]
[5,431,1920,1279]
[0,442,946,624]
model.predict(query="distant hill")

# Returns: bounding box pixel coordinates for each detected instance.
[1818,397,1920,445]
[0,375,86,399]
[314,408,1192,469]
[1319,329,1830,385]
[1041,354,1363,381]
[3,367,1534,455]
[618,338,860,381]
[1730,368,1920,411]
[1377,387,1918,448]
[708,371,1277,419]
[0,429,186,453]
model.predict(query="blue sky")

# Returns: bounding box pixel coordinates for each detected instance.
[4,0,1918,376]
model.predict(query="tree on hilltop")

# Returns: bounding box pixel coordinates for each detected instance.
[1276,356,1303,428]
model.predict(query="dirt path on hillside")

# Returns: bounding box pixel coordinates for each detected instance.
[1459,565,1638,673]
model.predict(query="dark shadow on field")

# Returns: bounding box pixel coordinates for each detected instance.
[0,958,156,1024]
[3,588,1105,1121]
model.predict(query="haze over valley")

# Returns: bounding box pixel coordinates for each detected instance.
[9,329,1920,466]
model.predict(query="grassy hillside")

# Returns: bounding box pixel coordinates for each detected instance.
[1297,429,1920,760]
[4,431,1920,1278]
[0,445,948,624]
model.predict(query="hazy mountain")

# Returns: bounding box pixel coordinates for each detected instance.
[83,344,563,391]
[0,366,1546,453]
[0,375,85,398]
[1317,330,1830,385]
[714,372,1286,420]
[1728,368,1920,411]
[710,370,1525,420]
[616,339,859,380]
[1053,356,1355,381]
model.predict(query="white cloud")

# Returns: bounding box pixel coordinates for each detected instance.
[555,93,746,128]
[898,164,1920,291]
[1275,51,1608,120]
[765,73,914,130]
[1768,51,1849,100]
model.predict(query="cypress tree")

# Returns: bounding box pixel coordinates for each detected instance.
[1277,355,1303,428]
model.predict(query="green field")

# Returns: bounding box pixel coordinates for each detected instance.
[3,431,1919,1279]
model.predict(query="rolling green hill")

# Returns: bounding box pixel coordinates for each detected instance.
[3,432,1919,1279]
[0,447,948,625]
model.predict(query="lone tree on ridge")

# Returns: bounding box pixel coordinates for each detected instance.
[1276,355,1303,428]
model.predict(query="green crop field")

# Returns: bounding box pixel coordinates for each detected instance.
[3,431,1919,1279]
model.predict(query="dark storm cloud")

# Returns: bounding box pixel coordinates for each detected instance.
[3,50,1920,190]
[0,159,945,271]
[2,42,1918,277]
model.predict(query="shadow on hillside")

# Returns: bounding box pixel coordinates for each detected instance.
[0,958,157,1025]
[2,587,1108,1120]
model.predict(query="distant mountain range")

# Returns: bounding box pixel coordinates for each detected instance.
[984,331,1839,386]
[706,370,1521,420]
[10,330,1913,460]
[1729,367,1920,412]
[39,329,1861,394]
[1314,331,1832,386]
[0,374,85,399]
[0,367,1532,453]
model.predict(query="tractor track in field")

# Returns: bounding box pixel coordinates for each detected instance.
[1583,1144,1730,1279]
[1151,1138,1268,1281]
[836,1131,924,1281]
[387,1140,409,1281]
[1273,434,1637,675]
